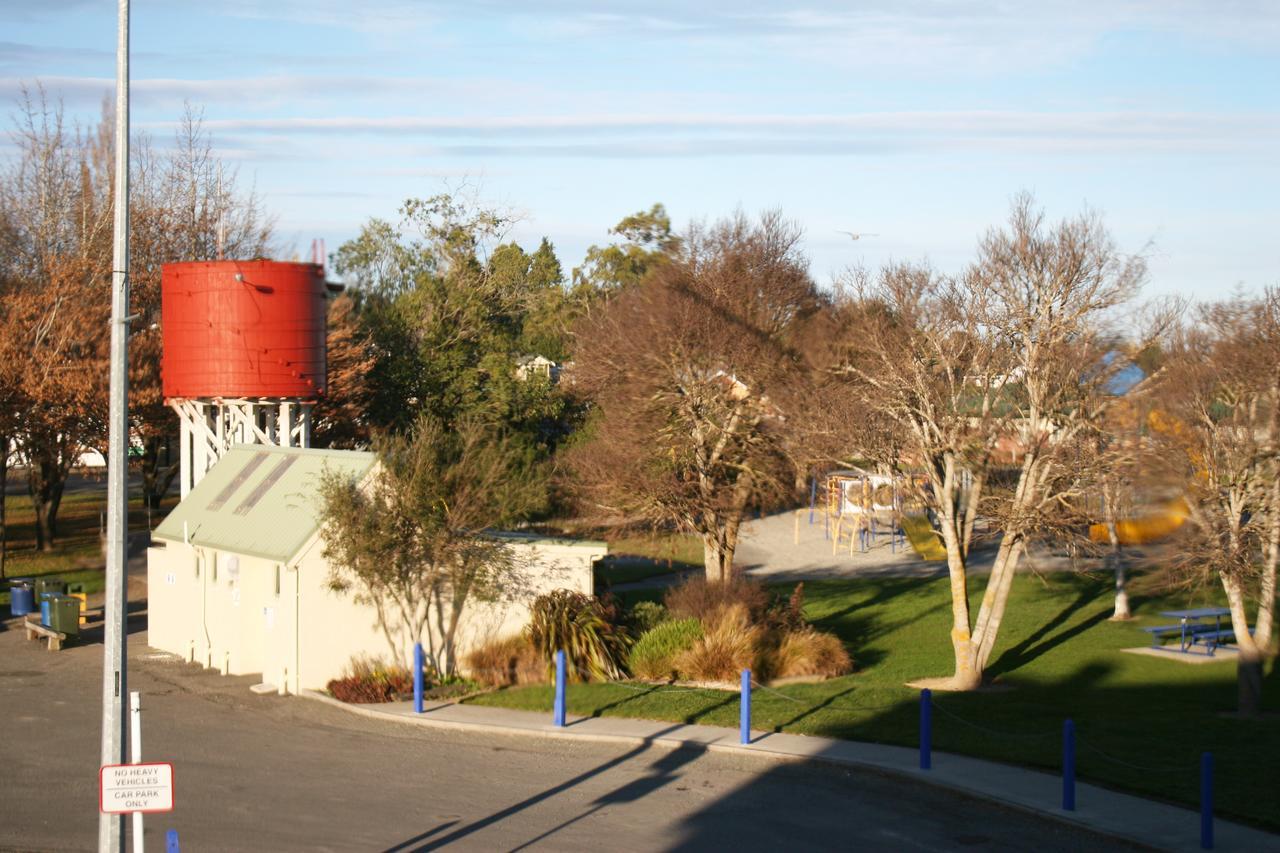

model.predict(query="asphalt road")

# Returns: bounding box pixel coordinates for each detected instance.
[0,621,1142,852]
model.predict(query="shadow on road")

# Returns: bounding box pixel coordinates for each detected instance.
[394,725,700,852]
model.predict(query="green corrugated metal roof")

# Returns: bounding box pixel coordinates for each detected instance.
[154,445,376,562]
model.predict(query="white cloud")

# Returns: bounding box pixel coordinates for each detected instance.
[0,74,532,109]
[171,111,1278,158]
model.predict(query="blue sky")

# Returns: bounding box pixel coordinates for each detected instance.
[2,0,1277,298]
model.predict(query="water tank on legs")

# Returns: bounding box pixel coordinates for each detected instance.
[162,260,327,399]
[161,260,331,497]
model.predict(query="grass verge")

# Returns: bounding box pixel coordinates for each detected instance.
[2,485,174,604]
[467,573,1280,830]
[594,533,701,587]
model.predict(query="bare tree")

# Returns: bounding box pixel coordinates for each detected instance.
[1098,423,1142,620]
[311,291,378,449]
[0,92,275,546]
[830,194,1144,689]
[0,88,112,549]
[1152,292,1279,716]
[571,211,824,582]
[129,104,275,507]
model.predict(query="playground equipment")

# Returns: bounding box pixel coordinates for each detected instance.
[801,469,946,561]
[1089,498,1188,546]
[1085,409,1196,547]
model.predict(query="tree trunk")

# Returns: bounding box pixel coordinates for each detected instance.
[972,535,1024,673]
[938,516,981,689]
[702,537,734,583]
[27,453,68,552]
[1221,573,1264,716]
[1237,645,1264,719]
[0,435,7,580]
[141,435,178,510]
[142,439,161,510]
[1256,474,1279,649]
[1106,521,1130,620]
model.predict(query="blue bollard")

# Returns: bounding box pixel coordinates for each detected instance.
[740,669,752,745]
[413,642,424,714]
[166,829,180,852]
[808,477,817,525]
[1062,718,1076,811]
[553,650,566,727]
[920,688,932,770]
[1201,752,1213,849]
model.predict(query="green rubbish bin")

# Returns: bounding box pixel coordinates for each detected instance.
[34,577,67,599]
[47,594,81,636]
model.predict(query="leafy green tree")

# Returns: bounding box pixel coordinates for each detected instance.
[570,203,680,312]
[330,194,580,482]
[318,415,548,674]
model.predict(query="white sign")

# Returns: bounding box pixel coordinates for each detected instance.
[100,763,174,814]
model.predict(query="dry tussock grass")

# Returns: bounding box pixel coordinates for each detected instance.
[766,627,853,678]
[465,635,546,687]
[673,603,763,682]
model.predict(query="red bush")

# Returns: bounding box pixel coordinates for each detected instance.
[326,667,413,704]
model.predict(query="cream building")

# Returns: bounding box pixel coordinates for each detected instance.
[146,445,605,693]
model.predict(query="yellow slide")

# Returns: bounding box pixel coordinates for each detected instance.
[1089,499,1189,546]
[900,514,948,561]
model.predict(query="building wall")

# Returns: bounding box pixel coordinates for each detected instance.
[292,536,602,691]
[146,541,288,679]
[147,535,604,693]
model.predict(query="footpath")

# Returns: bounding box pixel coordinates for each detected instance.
[300,690,1278,853]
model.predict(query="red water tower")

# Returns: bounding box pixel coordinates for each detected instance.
[162,259,332,497]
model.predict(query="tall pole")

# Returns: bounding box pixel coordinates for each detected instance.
[99,1,130,850]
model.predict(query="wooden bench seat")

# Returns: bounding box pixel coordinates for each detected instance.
[24,616,69,651]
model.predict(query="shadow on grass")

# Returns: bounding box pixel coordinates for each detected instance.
[806,577,947,667]
[585,683,663,718]
[988,585,1112,677]
[771,683,861,732]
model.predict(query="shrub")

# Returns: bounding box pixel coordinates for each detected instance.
[326,656,414,703]
[766,627,853,679]
[664,576,770,623]
[626,600,669,635]
[465,635,546,687]
[628,617,703,680]
[526,589,630,682]
[765,582,808,632]
[673,604,763,682]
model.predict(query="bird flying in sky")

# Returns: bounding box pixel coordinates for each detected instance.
[836,231,880,241]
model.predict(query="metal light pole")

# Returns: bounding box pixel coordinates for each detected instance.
[99,0,131,850]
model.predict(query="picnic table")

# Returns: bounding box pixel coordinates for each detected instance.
[1141,607,1236,656]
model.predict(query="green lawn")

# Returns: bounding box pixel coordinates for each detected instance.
[2,485,174,604]
[594,533,702,587]
[468,573,1280,830]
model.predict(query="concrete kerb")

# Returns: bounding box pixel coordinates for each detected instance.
[297,689,1278,853]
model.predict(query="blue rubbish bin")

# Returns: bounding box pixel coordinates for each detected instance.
[9,579,35,617]
[40,591,59,626]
